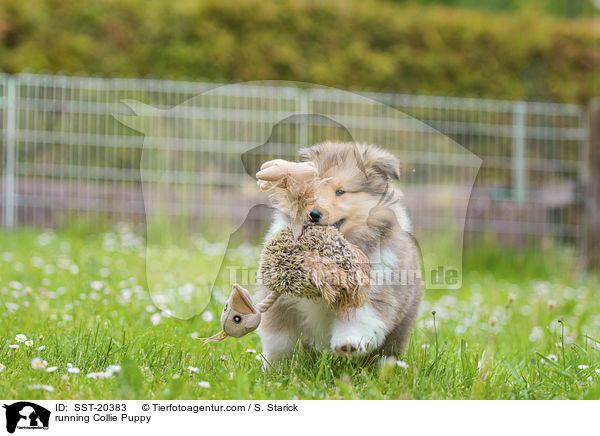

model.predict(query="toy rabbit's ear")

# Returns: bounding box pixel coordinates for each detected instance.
[230,284,258,314]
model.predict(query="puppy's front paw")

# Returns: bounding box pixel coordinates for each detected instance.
[330,334,379,357]
[330,305,386,357]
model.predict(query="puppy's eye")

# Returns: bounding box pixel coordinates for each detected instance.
[233,315,242,323]
[335,189,345,196]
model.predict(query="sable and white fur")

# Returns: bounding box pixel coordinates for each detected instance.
[257,142,423,363]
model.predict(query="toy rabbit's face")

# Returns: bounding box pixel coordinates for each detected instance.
[220,284,261,338]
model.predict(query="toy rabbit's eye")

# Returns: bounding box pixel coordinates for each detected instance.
[223,304,228,312]
[335,189,345,196]
[233,315,242,323]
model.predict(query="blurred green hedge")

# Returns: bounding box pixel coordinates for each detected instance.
[0,0,597,102]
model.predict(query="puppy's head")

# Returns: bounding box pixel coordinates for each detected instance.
[298,142,402,253]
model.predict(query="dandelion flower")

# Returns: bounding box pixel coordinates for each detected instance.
[201,311,213,322]
[31,357,46,370]
[25,340,33,347]
[528,326,543,342]
[46,366,58,373]
[197,381,210,388]
[15,334,27,343]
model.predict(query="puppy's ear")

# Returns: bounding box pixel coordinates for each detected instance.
[363,146,400,181]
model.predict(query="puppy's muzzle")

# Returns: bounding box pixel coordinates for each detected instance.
[309,209,322,223]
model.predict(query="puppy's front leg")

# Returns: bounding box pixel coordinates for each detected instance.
[330,303,387,357]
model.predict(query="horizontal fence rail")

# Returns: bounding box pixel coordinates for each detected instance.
[0,73,588,248]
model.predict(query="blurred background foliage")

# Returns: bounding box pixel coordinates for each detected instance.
[0,0,596,103]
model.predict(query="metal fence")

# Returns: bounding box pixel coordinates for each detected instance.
[0,73,589,247]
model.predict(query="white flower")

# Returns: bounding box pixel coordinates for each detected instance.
[31,357,46,370]
[28,384,54,392]
[0,363,5,372]
[197,381,210,388]
[90,281,103,291]
[37,346,45,351]
[150,313,162,326]
[578,365,589,370]
[396,360,409,369]
[202,311,214,322]
[8,344,19,349]
[596,369,600,375]
[45,366,58,372]
[86,372,98,379]
[187,366,199,374]
[190,332,199,339]
[245,349,256,354]
[67,363,73,368]
[421,344,430,349]
[547,354,558,363]
[107,364,121,373]
[15,334,27,343]
[25,340,33,347]
[67,367,80,374]
[229,372,234,380]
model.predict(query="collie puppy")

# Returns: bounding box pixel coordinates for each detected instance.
[257,141,423,363]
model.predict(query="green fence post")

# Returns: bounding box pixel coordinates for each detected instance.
[586,99,600,271]
[512,101,527,202]
[4,76,17,229]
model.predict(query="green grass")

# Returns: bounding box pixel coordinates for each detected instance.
[0,226,599,399]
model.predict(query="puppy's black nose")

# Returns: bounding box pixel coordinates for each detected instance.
[309,210,322,223]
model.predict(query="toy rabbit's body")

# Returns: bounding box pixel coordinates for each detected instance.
[257,142,423,363]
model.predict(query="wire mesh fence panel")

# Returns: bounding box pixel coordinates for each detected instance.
[0,74,588,249]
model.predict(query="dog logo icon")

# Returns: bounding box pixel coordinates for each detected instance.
[3,402,50,433]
